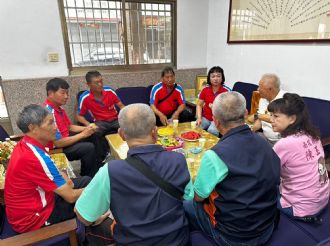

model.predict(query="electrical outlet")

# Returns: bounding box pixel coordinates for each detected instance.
[48,52,59,62]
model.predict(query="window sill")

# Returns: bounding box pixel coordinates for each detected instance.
[69,63,174,76]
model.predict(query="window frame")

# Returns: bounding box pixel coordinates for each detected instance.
[58,0,177,74]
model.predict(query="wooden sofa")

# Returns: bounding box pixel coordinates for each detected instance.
[0,216,84,246]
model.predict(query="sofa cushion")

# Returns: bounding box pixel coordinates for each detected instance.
[317,237,330,246]
[284,203,330,243]
[76,90,94,123]
[190,208,329,246]
[232,82,258,113]
[303,96,330,138]
[268,212,316,246]
[116,86,150,106]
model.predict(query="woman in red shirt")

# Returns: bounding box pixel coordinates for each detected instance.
[196,66,231,136]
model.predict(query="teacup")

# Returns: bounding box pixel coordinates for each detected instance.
[173,119,179,128]
[191,121,197,129]
[199,138,206,148]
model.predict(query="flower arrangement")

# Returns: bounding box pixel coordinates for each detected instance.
[0,140,16,178]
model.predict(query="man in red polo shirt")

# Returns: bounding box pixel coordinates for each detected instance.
[76,71,125,159]
[5,104,90,233]
[150,66,195,126]
[43,78,101,178]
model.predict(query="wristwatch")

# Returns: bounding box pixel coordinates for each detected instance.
[254,113,259,121]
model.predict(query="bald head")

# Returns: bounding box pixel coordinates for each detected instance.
[258,73,281,101]
[261,73,280,89]
[118,103,156,140]
[212,91,246,128]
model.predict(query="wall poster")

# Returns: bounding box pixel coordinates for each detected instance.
[227,0,330,43]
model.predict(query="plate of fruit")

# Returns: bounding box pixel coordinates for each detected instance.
[180,131,201,142]
[157,136,184,150]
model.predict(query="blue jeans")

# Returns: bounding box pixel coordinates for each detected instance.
[277,193,324,219]
[276,194,294,217]
[201,117,219,136]
[184,200,274,246]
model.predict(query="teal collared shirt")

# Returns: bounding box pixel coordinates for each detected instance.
[194,150,229,199]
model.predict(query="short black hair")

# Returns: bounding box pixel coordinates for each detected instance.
[86,71,102,83]
[46,78,69,96]
[161,66,175,77]
[207,66,225,86]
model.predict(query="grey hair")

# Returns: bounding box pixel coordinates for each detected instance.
[261,73,281,90]
[212,91,246,128]
[17,104,51,133]
[118,103,156,140]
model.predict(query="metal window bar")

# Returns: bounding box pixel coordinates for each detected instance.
[62,0,174,68]
[73,0,84,65]
[170,3,174,64]
[157,5,160,62]
[126,3,132,63]
[90,0,101,66]
[150,4,154,63]
[65,0,76,65]
[142,4,149,64]
[81,0,92,66]
[118,1,124,64]
[129,4,135,64]
[164,7,167,62]
[131,4,138,64]
[122,0,130,65]
[129,5,133,63]
[137,3,142,64]
[105,1,116,65]
[98,0,109,64]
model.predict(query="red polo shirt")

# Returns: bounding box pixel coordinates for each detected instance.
[199,85,230,121]
[149,82,185,115]
[43,99,71,140]
[77,86,120,121]
[5,136,65,233]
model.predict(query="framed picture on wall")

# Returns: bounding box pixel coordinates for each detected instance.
[196,75,208,96]
[227,0,330,43]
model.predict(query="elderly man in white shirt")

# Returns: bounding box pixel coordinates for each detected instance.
[250,73,286,145]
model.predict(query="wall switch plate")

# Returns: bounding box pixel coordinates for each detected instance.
[48,52,59,62]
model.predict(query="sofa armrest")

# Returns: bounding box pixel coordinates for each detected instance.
[321,137,330,168]
[9,134,24,141]
[0,218,78,246]
[321,137,330,147]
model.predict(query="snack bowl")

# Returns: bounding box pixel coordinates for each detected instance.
[157,136,184,150]
[180,130,201,142]
[157,127,174,136]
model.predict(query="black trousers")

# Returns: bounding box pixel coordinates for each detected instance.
[46,176,91,225]
[156,109,195,126]
[94,120,120,159]
[63,133,102,178]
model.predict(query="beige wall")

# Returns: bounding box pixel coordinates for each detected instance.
[2,68,206,134]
